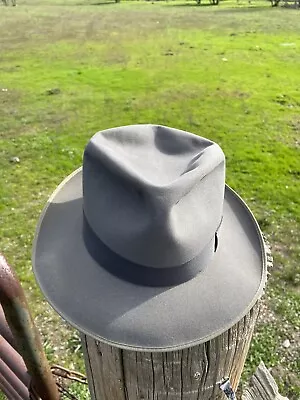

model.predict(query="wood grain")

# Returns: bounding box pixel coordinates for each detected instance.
[242,362,289,400]
[81,301,261,400]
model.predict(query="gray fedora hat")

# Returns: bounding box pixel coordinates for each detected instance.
[33,124,267,351]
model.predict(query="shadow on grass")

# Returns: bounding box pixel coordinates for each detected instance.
[215,5,274,12]
[170,2,273,8]
[171,3,218,6]
[78,1,117,4]
[92,1,119,4]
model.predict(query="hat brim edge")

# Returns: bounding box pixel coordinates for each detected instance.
[32,167,267,352]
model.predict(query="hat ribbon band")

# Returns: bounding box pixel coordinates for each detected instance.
[82,213,222,287]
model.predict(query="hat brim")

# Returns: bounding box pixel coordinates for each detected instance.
[33,168,267,352]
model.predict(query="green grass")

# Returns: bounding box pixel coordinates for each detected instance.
[0,0,299,398]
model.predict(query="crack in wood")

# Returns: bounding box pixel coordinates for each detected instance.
[81,302,262,400]
[82,302,261,400]
[242,362,289,400]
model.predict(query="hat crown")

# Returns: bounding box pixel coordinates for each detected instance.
[83,125,225,268]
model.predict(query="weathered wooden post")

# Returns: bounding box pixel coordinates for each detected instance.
[242,362,288,400]
[32,125,269,400]
[81,302,260,400]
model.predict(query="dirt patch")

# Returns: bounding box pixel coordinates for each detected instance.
[0,87,20,104]
[289,117,300,146]
[102,47,130,65]
[216,88,250,99]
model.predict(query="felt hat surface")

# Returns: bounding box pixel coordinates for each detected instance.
[33,125,267,351]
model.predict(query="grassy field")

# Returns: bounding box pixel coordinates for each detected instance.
[0,0,299,398]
